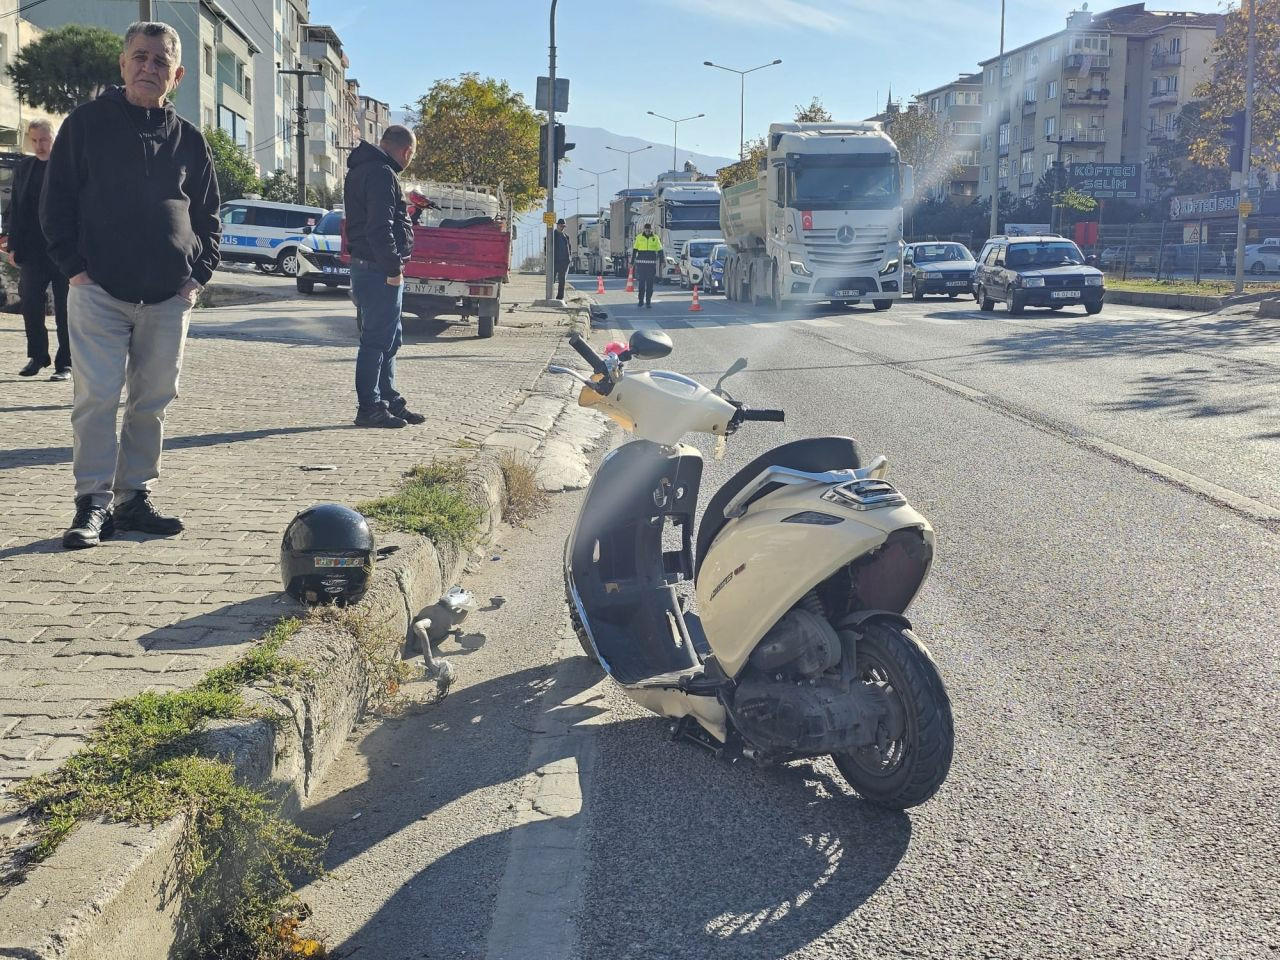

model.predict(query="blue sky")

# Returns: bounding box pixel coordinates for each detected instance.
[312,0,1224,158]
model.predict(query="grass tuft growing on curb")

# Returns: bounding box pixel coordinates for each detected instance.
[357,460,484,547]
[13,618,328,959]
[498,451,548,526]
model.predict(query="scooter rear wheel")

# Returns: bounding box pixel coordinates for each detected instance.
[832,619,953,809]
[565,578,600,666]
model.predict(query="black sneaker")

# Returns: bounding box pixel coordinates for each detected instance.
[113,491,184,535]
[19,358,50,377]
[388,402,426,425]
[354,407,407,429]
[63,496,115,549]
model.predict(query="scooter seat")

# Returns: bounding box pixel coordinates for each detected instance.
[695,436,863,580]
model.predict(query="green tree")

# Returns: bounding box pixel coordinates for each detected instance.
[205,127,260,202]
[404,73,543,212]
[6,24,121,113]
[885,106,959,198]
[259,169,298,204]
[1149,102,1232,195]
[794,96,832,122]
[1189,0,1279,174]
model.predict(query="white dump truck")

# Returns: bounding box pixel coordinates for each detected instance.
[634,173,723,283]
[720,122,913,310]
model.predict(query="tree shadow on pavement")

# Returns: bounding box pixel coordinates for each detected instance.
[297,660,911,958]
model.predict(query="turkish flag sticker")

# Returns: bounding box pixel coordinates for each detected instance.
[802,210,814,230]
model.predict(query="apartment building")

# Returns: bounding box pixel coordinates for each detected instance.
[916,73,984,205]
[0,2,68,150]
[357,94,391,145]
[25,0,259,152]
[976,3,1223,207]
[300,23,347,194]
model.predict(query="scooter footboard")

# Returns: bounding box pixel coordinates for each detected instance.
[566,441,704,685]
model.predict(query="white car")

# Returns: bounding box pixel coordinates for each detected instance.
[219,198,327,277]
[678,237,724,289]
[1244,237,1280,275]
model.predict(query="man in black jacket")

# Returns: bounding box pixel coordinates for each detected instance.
[40,21,220,550]
[553,218,571,300]
[8,118,69,380]
[344,125,423,429]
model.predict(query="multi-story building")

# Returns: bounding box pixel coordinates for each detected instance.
[0,2,68,150]
[976,3,1223,208]
[357,94,391,145]
[300,23,346,195]
[916,73,984,205]
[24,0,260,152]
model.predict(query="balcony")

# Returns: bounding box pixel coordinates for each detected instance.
[1062,89,1111,107]
[1057,129,1107,144]
[1152,50,1182,67]
[1149,90,1179,107]
[1020,137,1035,152]
[1147,128,1175,143]
[955,164,980,182]
[998,141,1010,156]
[1064,53,1110,72]
[1019,171,1036,186]
[219,82,251,119]
[1022,99,1038,116]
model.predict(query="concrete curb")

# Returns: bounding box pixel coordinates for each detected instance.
[0,458,508,960]
[1106,289,1278,312]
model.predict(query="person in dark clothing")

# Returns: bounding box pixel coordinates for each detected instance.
[40,21,221,550]
[553,218,571,300]
[344,125,423,429]
[8,118,69,380]
[632,222,663,307]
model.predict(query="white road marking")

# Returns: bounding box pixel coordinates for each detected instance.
[917,315,965,325]
[858,315,905,327]
[800,317,842,328]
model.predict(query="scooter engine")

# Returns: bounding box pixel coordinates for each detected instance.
[747,607,841,678]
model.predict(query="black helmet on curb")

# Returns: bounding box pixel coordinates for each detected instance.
[280,504,376,605]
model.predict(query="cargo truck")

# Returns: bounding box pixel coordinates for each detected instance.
[607,188,655,277]
[720,122,913,310]
[633,173,722,283]
[564,214,600,273]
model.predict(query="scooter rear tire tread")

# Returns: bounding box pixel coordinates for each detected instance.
[832,620,954,810]
[565,580,601,666]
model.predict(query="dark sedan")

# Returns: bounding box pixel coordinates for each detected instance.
[902,242,978,300]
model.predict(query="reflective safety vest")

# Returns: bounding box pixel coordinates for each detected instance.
[633,232,662,264]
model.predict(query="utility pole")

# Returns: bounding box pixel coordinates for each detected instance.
[605,144,652,192]
[544,0,560,302]
[990,0,1006,240]
[280,66,323,205]
[1232,0,1256,295]
[139,0,152,19]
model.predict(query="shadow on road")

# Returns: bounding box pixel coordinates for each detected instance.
[298,659,911,958]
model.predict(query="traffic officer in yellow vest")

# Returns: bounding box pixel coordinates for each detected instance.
[632,223,663,308]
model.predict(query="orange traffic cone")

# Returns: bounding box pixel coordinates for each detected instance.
[625,265,635,293]
[689,284,702,312]
[596,275,606,294]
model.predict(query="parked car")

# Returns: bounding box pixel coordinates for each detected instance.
[703,243,729,294]
[678,237,724,289]
[295,210,348,294]
[902,242,977,300]
[973,234,1105,315]
[1244,237,1280,274]
[219,198,327,277]
[1168,243,1234,272]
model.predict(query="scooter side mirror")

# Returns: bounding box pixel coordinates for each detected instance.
[628,329,673,360]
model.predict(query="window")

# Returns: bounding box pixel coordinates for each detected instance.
[932,96,942,112]
[1168,74,1178,92]
[1044,116,1056,137]
[203,44,213,76]
[982,166,990,183]
[1021,154,1035,174]
[0,35,8,80]
[998,122,1010,146]
[221,204,249,225]
[1047,80,1058,100]
[1170,36,1181,52]
[1011,124,1019,145]
[284,210,317,229]
[957,150,978,165]
[986,102,993,118]
[1089,114,1104,129]
[953,121,982,135]
[1044,152,1055,171]
[1024,84,1037,103]
[1049,43,1060,61]
[993,245,1006,267]
[983,133,991,151]
[243,76,252,104]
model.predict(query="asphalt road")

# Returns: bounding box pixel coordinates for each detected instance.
[298,276,1279,959]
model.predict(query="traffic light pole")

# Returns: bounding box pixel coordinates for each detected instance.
[1232,0,1256,295]
[544,0,559,302]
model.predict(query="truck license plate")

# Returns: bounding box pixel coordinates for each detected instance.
[834,288,860,297]
[406,281,448,296]
[1051,290,1081,299]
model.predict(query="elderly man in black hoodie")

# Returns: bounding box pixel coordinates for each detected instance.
[41,21,220,550]
[344,125,424,429]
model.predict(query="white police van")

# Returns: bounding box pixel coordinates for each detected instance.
[218,198,327,277]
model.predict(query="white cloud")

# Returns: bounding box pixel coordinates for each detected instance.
[661,0,852,31]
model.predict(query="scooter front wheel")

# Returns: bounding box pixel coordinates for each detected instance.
[832,620,953,809]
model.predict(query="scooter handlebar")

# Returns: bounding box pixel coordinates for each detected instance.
[569,334,609,378]
[740,408,785,422]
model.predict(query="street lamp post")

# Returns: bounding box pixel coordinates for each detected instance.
[559,185,588,219]
[990,0,1006,240]
[702,58,782,161]
[1232,0,1257,295]
[579,166,616,216]
[604,144,652,191]
[544,0,560,301]
[647,111,705,172]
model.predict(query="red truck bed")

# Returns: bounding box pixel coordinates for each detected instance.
[403,222,510,283]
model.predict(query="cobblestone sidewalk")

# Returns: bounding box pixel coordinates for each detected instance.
[0,273,577,790]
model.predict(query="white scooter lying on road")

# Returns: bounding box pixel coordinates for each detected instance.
[552,332,954,809]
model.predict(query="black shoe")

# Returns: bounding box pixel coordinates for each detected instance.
[388,403,426,425]
[19,358,50,377]
[63,496,115,549]
[50,368,71,382]
[354,407,407,429]
[113,491,184,535]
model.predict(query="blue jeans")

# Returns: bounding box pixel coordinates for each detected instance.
[352,261,405,413]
